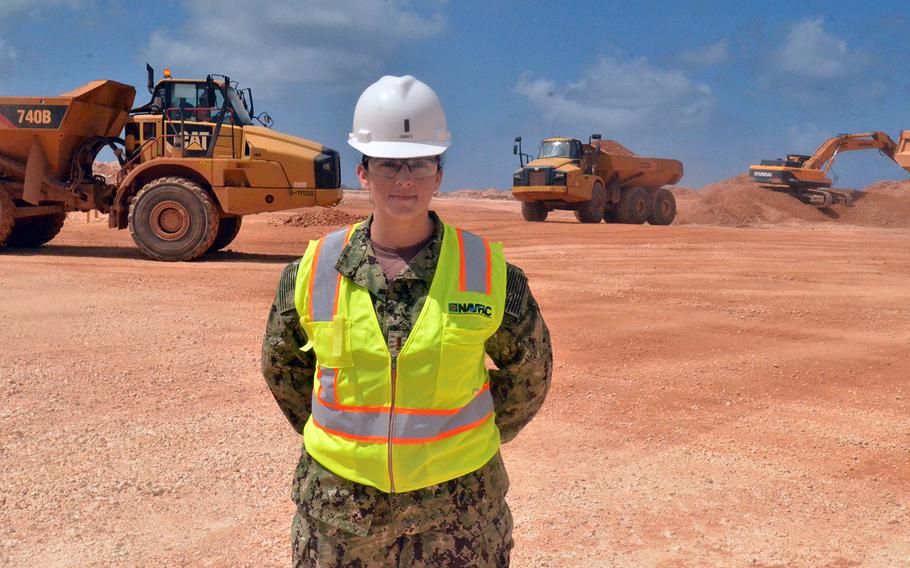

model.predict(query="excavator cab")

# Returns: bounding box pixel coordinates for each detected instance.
[760,154,811,168]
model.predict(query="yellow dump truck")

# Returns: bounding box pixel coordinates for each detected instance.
[0,65,342,260]
[512,135,684,224]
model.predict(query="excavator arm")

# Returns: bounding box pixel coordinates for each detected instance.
[803,131,898,173]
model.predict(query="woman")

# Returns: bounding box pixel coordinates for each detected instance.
[262,75,552,567]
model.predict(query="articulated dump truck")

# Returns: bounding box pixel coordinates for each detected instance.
[0,66,342,260]
[512,135,684,224]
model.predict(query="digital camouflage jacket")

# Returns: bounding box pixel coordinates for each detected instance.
[261,212,552,535]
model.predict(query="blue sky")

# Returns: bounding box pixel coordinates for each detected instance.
[2,1,909,190]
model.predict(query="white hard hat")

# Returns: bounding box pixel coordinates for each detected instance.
[348,75,451,158]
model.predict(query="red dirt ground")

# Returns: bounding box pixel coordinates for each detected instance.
[1,191,909,566]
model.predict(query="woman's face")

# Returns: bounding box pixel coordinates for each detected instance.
[356,157,443,222]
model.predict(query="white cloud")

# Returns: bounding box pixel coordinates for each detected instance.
[776,17,863,79]
[144,0,446,92]
[514,56,714,131]
[679,40,729,67]
[0,37,17,61]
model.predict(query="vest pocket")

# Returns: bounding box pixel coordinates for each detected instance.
[303,316,354,368]
[440,322,489,391]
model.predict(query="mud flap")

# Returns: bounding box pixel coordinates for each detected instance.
[23,137,47,205]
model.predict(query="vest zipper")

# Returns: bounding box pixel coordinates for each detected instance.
[388,355,397,493]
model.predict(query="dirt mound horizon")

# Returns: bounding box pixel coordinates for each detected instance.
[271,208,366,228]
[440,188,514,200]
[675,175,910,228]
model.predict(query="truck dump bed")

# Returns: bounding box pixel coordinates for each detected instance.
[0,80,135,182]
[592,141,683,189]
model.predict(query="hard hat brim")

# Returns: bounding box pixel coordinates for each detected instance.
[348,138,449,159]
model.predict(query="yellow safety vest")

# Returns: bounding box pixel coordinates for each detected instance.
[294,221,507,493]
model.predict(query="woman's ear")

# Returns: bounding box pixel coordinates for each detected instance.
[356,163,370,191]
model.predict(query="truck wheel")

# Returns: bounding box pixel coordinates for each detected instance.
[4,212,66,247]
[208,216,243,252]
[648,188,676,225]
[615,187,652,224]
[574,182,606,223]
[521,202,548,222]
[0,190,14,245]
[128,177,219,261]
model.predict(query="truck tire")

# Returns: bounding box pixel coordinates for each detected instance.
[574,182,606,223]
[128,177,219,261]
[4,212,66,247]
[648,188,676,225]
[521,202,548,222]
[208,216,243,252]
[615,187,652,225]
[0,190,14,246]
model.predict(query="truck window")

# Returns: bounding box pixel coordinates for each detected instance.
[538,140,581,159]
[164,82,236,124]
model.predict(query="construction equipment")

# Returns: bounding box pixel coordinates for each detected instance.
[748,131,910,208]
[512,135,684,224]
[0,65,342,260]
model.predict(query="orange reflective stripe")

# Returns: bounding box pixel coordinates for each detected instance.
[394,384,491,416]
[484,239,492,295]
[392,413,493,445]
[311,386,495,442]
[312,412,495,445]
[312,417,388,444]
[457,228,468,292]
[307,237,325,319]
[330,226,355,317]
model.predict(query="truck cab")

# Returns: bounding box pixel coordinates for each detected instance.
[512,137,592,203]
[120,69,342,219]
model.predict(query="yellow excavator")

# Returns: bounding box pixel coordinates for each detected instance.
[748,131,910,207]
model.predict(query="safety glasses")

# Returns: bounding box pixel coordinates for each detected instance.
[366,157,440,178]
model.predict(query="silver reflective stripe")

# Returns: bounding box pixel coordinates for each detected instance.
[311,394,391,439]
[318,366,337,404]
[459,229,489,294]
[394,389,494,441]
[310,227,349,322]
[312,389,494,442]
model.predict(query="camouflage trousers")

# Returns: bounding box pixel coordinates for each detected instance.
[291,498,513,567]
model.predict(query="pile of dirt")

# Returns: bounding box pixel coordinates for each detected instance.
[675,175,910,228]
[592,139,637,156]
[272,208,366,228]
[670,186,700,200]
[838,180,910,227]
[93,161,120,182]
[440,188,514,200]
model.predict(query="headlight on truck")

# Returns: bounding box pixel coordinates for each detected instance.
[513,169,523,186]
[314,148,341,189]
[553,171,566,185]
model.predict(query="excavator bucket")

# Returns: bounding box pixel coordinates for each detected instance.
[894,130,910,173]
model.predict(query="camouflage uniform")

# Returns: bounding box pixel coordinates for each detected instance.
[262,212,552,567]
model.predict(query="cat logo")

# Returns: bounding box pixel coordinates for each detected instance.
[183,131,210,152]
